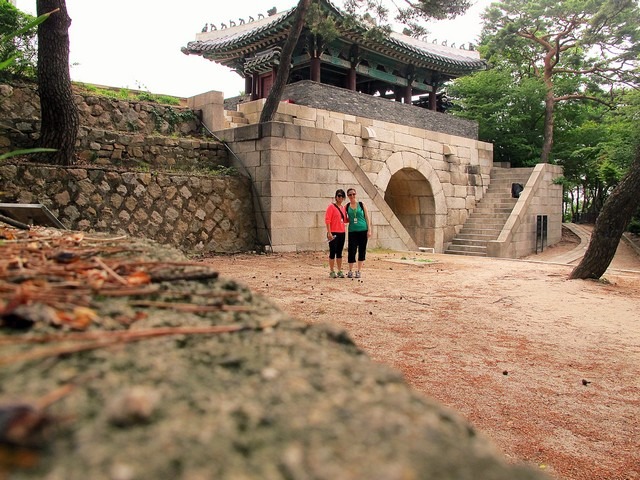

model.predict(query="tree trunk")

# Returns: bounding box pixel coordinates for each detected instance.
[259,0,311,124]
[540,87,554,163]
[569,144,640,279]
[36,0,79,165]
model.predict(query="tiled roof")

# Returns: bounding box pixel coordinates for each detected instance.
[182,9,294,64]
[244,47,282,75]
[182,0,486,75]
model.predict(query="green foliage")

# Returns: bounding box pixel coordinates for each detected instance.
[74,83,181,105]
[481,0,640,83]
[150,107,196,133]
[306,3,339,43]
[447,67,545,167]
[628,215,640,234]
[479,0,640,164]
[203,165,239,176]
[341,0,470,40]
[0,2,38,80]
[450,45,638,219]
[0,6,57,162]
[0,147,56,160]
[138,92,180,105]
[343,0,470,22]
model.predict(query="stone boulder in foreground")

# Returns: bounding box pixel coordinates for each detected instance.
[0,227,547,479]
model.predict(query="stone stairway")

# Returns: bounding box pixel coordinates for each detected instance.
[445,167,534,257]
[224,110,249,128]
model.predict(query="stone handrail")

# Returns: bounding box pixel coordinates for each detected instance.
[487,163,563,258]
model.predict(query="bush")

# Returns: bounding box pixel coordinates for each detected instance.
[0,2,37,80]
[628,210,640,234]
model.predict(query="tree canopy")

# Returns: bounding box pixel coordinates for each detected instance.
[0,1,37,80]
[480,0,640,163]
[448,67,546,167]
[342,0,471,38]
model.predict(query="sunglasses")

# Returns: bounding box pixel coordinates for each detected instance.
[336,194,344,198]
[347,193,356,197]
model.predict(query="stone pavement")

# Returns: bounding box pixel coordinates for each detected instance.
[551,223,592,265]
[545,223,640,270]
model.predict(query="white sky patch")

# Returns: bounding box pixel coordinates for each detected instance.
[14,0,492,98]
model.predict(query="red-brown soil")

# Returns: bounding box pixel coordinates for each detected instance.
[204,230,640,480]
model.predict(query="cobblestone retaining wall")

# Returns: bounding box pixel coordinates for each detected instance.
[0,82,199,136]
[0,82,256,253]
[0,163,256,253]
[0,82,228,170]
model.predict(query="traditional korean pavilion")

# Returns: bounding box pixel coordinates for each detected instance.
[182,0,486,110]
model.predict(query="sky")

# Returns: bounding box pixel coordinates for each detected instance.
[14,0,492,99]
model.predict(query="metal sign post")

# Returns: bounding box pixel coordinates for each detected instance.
[536,214,548,253]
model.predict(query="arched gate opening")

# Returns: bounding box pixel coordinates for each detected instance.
[384,168,436,249]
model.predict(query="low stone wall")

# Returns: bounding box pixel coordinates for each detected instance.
[74,127,228,169]
[282,80,479,139]
[2,118,228,170]
[487,163,564,258]
[0,82,219,168]
[0,162,257,253]
[0,229,548,480]
[0,82,200,135]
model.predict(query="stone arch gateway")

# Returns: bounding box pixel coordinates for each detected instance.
[375,151,448,252]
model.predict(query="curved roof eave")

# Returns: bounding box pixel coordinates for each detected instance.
[185,8,295,57]
[182,0,486,75]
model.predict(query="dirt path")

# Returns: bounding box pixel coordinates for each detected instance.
[202,232,640,480]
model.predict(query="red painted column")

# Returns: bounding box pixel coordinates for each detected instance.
[311,57,321,82]
[404,84,412,104]
[347,66,356,90]
[429,90,437,110]
[251,73,259,100]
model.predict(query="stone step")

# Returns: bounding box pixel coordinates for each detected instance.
[445,245,487,256]
[456,232,500,240]
[487,182,528,188]
[479,195,517,202]
[450,238,492,247]
[489,174,532,181]
[472,207,514,214]
[464,218,506,225]
[490,176,532,183]
[483,191,519,198]
[491,168,534,175]
[489,174,531,180]
[468,212,511,220]
[458,227,502,236]
[445,167,532,258]
[475,203,516,211]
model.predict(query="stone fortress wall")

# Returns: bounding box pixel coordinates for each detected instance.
[218,107,492,253]
[217,82,561,256]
